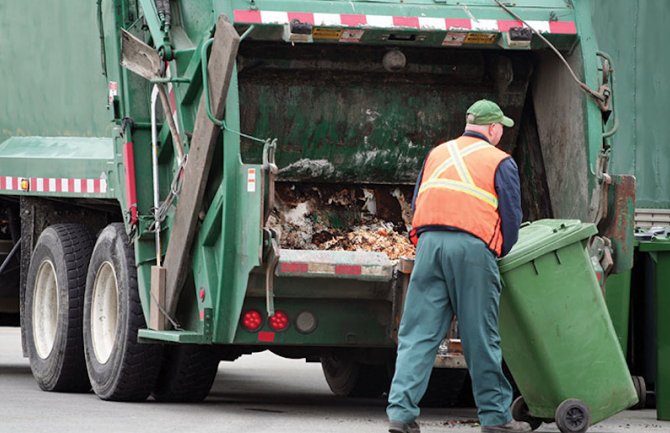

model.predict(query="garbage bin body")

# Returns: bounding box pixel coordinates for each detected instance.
[498,220,638,425]
[638,238,670,421]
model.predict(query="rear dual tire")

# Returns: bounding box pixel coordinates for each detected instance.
[26,222,217,402]
[24,224,95,392]
[153,345,220,402]
[83,223,162,401]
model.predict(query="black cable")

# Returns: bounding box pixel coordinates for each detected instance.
[493,0,605,103]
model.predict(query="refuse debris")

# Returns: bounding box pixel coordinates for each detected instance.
[319,224,415,261]
[442,419,480,428]
[269,183,416,260]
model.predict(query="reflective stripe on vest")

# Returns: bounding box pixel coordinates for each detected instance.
[412,136,508,255]
[419,140,498,208]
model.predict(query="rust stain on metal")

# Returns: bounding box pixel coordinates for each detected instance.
[598,175,636,273]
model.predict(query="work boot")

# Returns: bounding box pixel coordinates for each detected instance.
[481,420,531,433]
[388,420,420,433]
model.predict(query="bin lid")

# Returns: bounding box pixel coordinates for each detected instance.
[636,227,670,251]
[498,219,597,273]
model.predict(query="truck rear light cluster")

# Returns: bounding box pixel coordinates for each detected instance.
[241,310,263,332]
[268,311,289,331]
[242,309,314,334]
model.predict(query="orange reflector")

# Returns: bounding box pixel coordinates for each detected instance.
[20,179,29,191]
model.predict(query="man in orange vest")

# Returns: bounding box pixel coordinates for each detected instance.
[387,100,526,433]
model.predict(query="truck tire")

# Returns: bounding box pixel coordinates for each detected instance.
[321,355,391,398]
[24,224,94,392]
[152,345,220,402]
[83,223,162,401]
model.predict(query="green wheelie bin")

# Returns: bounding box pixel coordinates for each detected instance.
[498,219,638,433]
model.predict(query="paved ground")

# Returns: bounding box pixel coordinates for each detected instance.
[1,327,668,433]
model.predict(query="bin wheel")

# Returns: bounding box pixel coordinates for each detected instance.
[555,399,590,433]
[631,376,647,410]
[511,396,542,431]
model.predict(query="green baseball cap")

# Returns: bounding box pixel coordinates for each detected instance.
[466,99,515,127]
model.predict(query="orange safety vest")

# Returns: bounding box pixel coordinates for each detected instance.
[411,135,509,256]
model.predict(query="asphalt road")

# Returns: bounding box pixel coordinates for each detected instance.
[1,327,668,433]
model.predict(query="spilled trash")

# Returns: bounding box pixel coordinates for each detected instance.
[269,183,416,260]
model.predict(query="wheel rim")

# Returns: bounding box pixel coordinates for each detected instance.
[91,261,119,364]
[32,260,60,359]
[565,407,586,430]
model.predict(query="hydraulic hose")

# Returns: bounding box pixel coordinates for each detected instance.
[155,0,171,31]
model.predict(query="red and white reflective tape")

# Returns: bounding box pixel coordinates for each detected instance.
[233,10,577,34]
[0,176,108,194]
[279,261,389,278]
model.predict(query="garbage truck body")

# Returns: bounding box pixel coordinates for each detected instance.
[0,0,624,401]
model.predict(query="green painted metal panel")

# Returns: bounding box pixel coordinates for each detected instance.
[591,0,670,209]
[234,297,394,347]
[0,1,113,143]
[0,137,115,198]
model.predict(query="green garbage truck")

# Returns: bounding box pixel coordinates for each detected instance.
[0,0,629,405]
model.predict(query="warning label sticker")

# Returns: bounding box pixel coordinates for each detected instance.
[464,32,498,44]
[108,81,118,105]
[442,32,466,47]
[247,168,256,193]
[313,27,343,40]
[340,29,365,43]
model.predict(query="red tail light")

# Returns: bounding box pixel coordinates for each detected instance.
[268,311,289,331]
[242,310,263,332]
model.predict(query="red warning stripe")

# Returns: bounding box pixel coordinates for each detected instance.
[258,331,276,342]
[233,10,577,35]
[280,262,309,273]
[0,176,108,194]
[335,265,363,276]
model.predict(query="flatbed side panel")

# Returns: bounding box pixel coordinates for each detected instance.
[0,137,116,199]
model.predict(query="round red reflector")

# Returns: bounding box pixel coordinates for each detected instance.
[268,311,289,331]
[242,310,263,332]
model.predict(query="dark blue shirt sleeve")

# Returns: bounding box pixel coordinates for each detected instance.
[495,157,522,257]
[411,158,428,215]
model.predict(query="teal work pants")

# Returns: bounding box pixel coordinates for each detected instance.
[387,230,513,427]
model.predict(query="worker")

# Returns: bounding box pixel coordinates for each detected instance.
[387,100,526,433]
